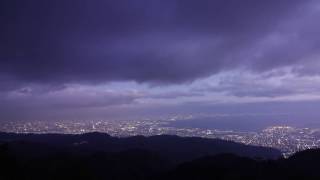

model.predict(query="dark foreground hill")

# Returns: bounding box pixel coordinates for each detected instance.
[162,149,320,180]
[0,132,280,161]
[0,132,319,179]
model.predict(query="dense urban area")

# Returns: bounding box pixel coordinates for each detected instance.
[1,114,320,157]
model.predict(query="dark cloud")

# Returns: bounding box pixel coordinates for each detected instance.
[1,0,315,88]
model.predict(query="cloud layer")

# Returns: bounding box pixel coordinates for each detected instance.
[1,0,320,121]
[1,0,318,86]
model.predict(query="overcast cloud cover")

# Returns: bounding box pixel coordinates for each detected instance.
[1,0,320,122]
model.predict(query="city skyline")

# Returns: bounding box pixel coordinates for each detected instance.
[1,114,319,157]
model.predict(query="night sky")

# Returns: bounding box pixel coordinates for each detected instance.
[1,0,320,123]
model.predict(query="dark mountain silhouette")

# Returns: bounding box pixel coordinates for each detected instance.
[162,149,320,180]
[0,132,281,162]
[1,132,320,180]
